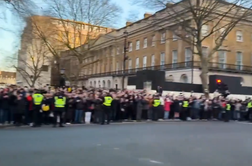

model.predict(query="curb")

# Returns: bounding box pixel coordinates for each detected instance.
[0,120,217,129]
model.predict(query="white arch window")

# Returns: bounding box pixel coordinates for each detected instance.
[107,80,111,88]
[166,75,174,82]
[94,81,96,88]
[102,80,106,88]
[180,74,188,83]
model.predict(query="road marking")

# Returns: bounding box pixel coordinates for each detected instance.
[139,158,164,165]
[149,160,164,164]
[237,122,252,125]
[97,144,101,146]
[113,148,119,150]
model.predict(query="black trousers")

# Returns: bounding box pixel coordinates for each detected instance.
[224,111,230,122]
[43,111,50,124]
[33,106,41,126]
[152,107,159,121]
[100,106,111,125]
[14,113,23,125]
[53,111,63,126]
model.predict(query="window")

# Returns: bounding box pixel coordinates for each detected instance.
[136,40,140,50]
[151,54,155,70]
[161,32,166,43]
[41,65,49,72]
[116,62,119,74]
[152,35,156,46]
[128,59,132,73]
[143,56,147,69]
[172,50,178,68]
[128,42,132,52]
[135,58,139,71]
[185,48,192,67]
[143,38,147,48]
[236,51,243,70]
[173,32,179,41]
[218,51,226,69]
[236,31,243,42]
[202,47,208,57]
[160,52,165,70]
[166,75,174,82]
[201,25,209,36]
[116,47,119,55]
[220,28,227,39]
[180,74,188,83]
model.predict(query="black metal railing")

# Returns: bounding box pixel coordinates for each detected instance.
[77,61,252,80]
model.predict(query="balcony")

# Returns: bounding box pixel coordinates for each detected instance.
[78,61,252,80]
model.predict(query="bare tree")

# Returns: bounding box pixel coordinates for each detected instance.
[131,0,252,97]
[11,40,50,87]
[24,0,121,85]
[126,10,140,22]
[2,0,36,16]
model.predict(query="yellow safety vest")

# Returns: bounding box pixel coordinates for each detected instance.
[32,94,44,105]
[247,102,252,108]
[183,101,189,107]
[54,96,66,108]
[103,96,113,106]
[153,99,161,107]
[226,104,231,111]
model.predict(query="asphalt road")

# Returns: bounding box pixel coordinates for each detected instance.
[0,122,252,166]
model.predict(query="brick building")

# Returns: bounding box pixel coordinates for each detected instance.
[62,0,252,89]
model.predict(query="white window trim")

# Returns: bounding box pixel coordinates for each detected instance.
[236,51,243,70]
[185,48,192,67]
[136,40,140,50]
[172,50,178,68]
[151,55,155,69]
[129,42,133,52]
[219,28,227,40]
[236,30,243,42]
[161,32,166,44]
[143,56,147,69]
[202,25,209,37]
[143,38,147,48]
[218,51,226,69]
[128,59,132,71]
[135,57,139,70]
[173,32,178,41]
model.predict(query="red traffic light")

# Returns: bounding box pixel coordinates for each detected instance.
[216,79,222,83]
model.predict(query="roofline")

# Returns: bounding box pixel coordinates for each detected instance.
[115,0,183,32]
[30,15,111,29]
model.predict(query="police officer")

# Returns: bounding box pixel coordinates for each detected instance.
[225,100,231,122]
[152,94,161,121]
[182,99,189,121]
[32,89,44,127]
[100,92,113,125]
[247,99,252,122]
[53,91,66,127]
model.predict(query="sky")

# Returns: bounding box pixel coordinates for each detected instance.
[0,0,153,71]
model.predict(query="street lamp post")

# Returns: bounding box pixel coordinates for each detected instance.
[59,68,65,87]
[122,30,128,90]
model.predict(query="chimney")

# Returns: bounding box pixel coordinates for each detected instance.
[144,13,152,18]
[166,2,174,7]
[126,21,132,26]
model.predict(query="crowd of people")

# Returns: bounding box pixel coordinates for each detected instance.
[0,86,252,127]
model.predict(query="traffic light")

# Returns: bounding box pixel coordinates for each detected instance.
[215,79,229,97]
